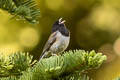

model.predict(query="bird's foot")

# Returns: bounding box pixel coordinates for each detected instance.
[51,53,58,56]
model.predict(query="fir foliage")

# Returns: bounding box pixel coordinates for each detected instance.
[0,54,13,77]
[115,77,120,80]
[0,0,40,23]
[0,76,17,80]
[0,52,36,77]
[58,74,92,80]
[0,50,106,80]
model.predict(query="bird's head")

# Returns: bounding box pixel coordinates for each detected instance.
[52,18,69,37]
[52,18,66,32]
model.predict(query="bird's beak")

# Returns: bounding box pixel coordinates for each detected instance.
[59,17,63,22]
[59,17,66,24]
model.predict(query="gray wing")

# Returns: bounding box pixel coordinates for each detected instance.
[39,32,57,61]
[42,32,57,53]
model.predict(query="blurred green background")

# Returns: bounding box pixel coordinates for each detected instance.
[0,0,120,80]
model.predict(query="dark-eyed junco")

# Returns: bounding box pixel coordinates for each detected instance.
[39,18,70,61]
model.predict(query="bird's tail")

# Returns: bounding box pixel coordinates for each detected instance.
[39,52,48,62]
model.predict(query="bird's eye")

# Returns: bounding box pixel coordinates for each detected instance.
[54,21,59,25]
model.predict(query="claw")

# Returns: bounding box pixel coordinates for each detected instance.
[51,53,58,56]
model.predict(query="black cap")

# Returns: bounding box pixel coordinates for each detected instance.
[52,18,70,37]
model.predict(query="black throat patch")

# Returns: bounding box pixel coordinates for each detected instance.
[58,27,70,37]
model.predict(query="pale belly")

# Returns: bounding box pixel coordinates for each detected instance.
[50,36,70,54]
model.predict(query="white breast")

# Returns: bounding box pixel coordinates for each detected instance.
[50,31,70,54]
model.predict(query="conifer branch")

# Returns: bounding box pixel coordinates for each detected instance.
[115,77,120,80]
[0,50,107,80]
[58,73,91,80]
[0,0,40,23]
[0,0,16,13]
[0,52,36,77]
[0,76,17,80]
[19,50,106,80]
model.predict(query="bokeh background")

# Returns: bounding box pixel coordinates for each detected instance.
[0,0,120,80]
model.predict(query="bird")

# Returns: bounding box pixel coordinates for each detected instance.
[39,18,70,61]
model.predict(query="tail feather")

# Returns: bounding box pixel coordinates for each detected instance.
[39,52,48,62]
